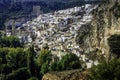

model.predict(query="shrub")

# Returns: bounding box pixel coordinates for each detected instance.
[0,36,23,48]
[89,59,120,80]
[60,53,81,70]
[27,77,38,80]
[6,67,30,80]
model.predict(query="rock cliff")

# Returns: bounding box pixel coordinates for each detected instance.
[76,0,120,60]
[42,69,88,80]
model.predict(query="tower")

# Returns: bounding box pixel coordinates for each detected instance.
[32,6,41,17]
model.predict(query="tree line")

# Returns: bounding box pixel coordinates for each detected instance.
[1,36,120,80]
[0,36,81,80]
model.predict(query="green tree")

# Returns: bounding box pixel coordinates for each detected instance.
[0,31,5,38]
[0,57,3,73]
[6,48,27,69]
[60,53,81,70]
[27,46,36,76]
[36,49,52,66]
[49,61,62,71]
[89,58,120,80]
[0,48,9,64]
[35,49,52,76]
[5,67,30,80]
[40,63,49,75]
[49,62,58,71]
[1,64,12,75]
[0,36,23,48]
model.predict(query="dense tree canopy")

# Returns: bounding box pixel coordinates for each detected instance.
[27,46,36,76]
[0,36,23,48]
[89,59,120,80]
[0,36,82,80]
[60,53,81,70]
[6,48,27,70]
[36,49,52,66]
[5,67,30,80]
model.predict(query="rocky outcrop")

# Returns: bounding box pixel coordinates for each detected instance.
[76,1,120,60]
[42,69,88,80]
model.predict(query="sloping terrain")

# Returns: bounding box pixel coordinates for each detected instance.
[42,1,120,79]
[17,4,96,58]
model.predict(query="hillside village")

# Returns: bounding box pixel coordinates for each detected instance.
[5,4,97,66]
[21,5,96,58]
[1,1,120,80]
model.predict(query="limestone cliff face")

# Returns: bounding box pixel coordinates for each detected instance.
[76,1,120,59]
[42,69,88,80]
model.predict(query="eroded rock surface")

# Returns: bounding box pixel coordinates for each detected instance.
[42,69,88,80]
[76,1,120,59]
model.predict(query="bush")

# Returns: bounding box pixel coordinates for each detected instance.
[60,53,81,70]
[2,64,12,75]
[27,77,38,80]
[0,36,23,48]
[36,49,52,66]
[40,63,49,75]
[49,53,81,72]
[89,59,120,80]
[6,48,27,69]
[6,67,30,80]
[27,46,36,76]
[49,62,58,71]
[0,48,9,64]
